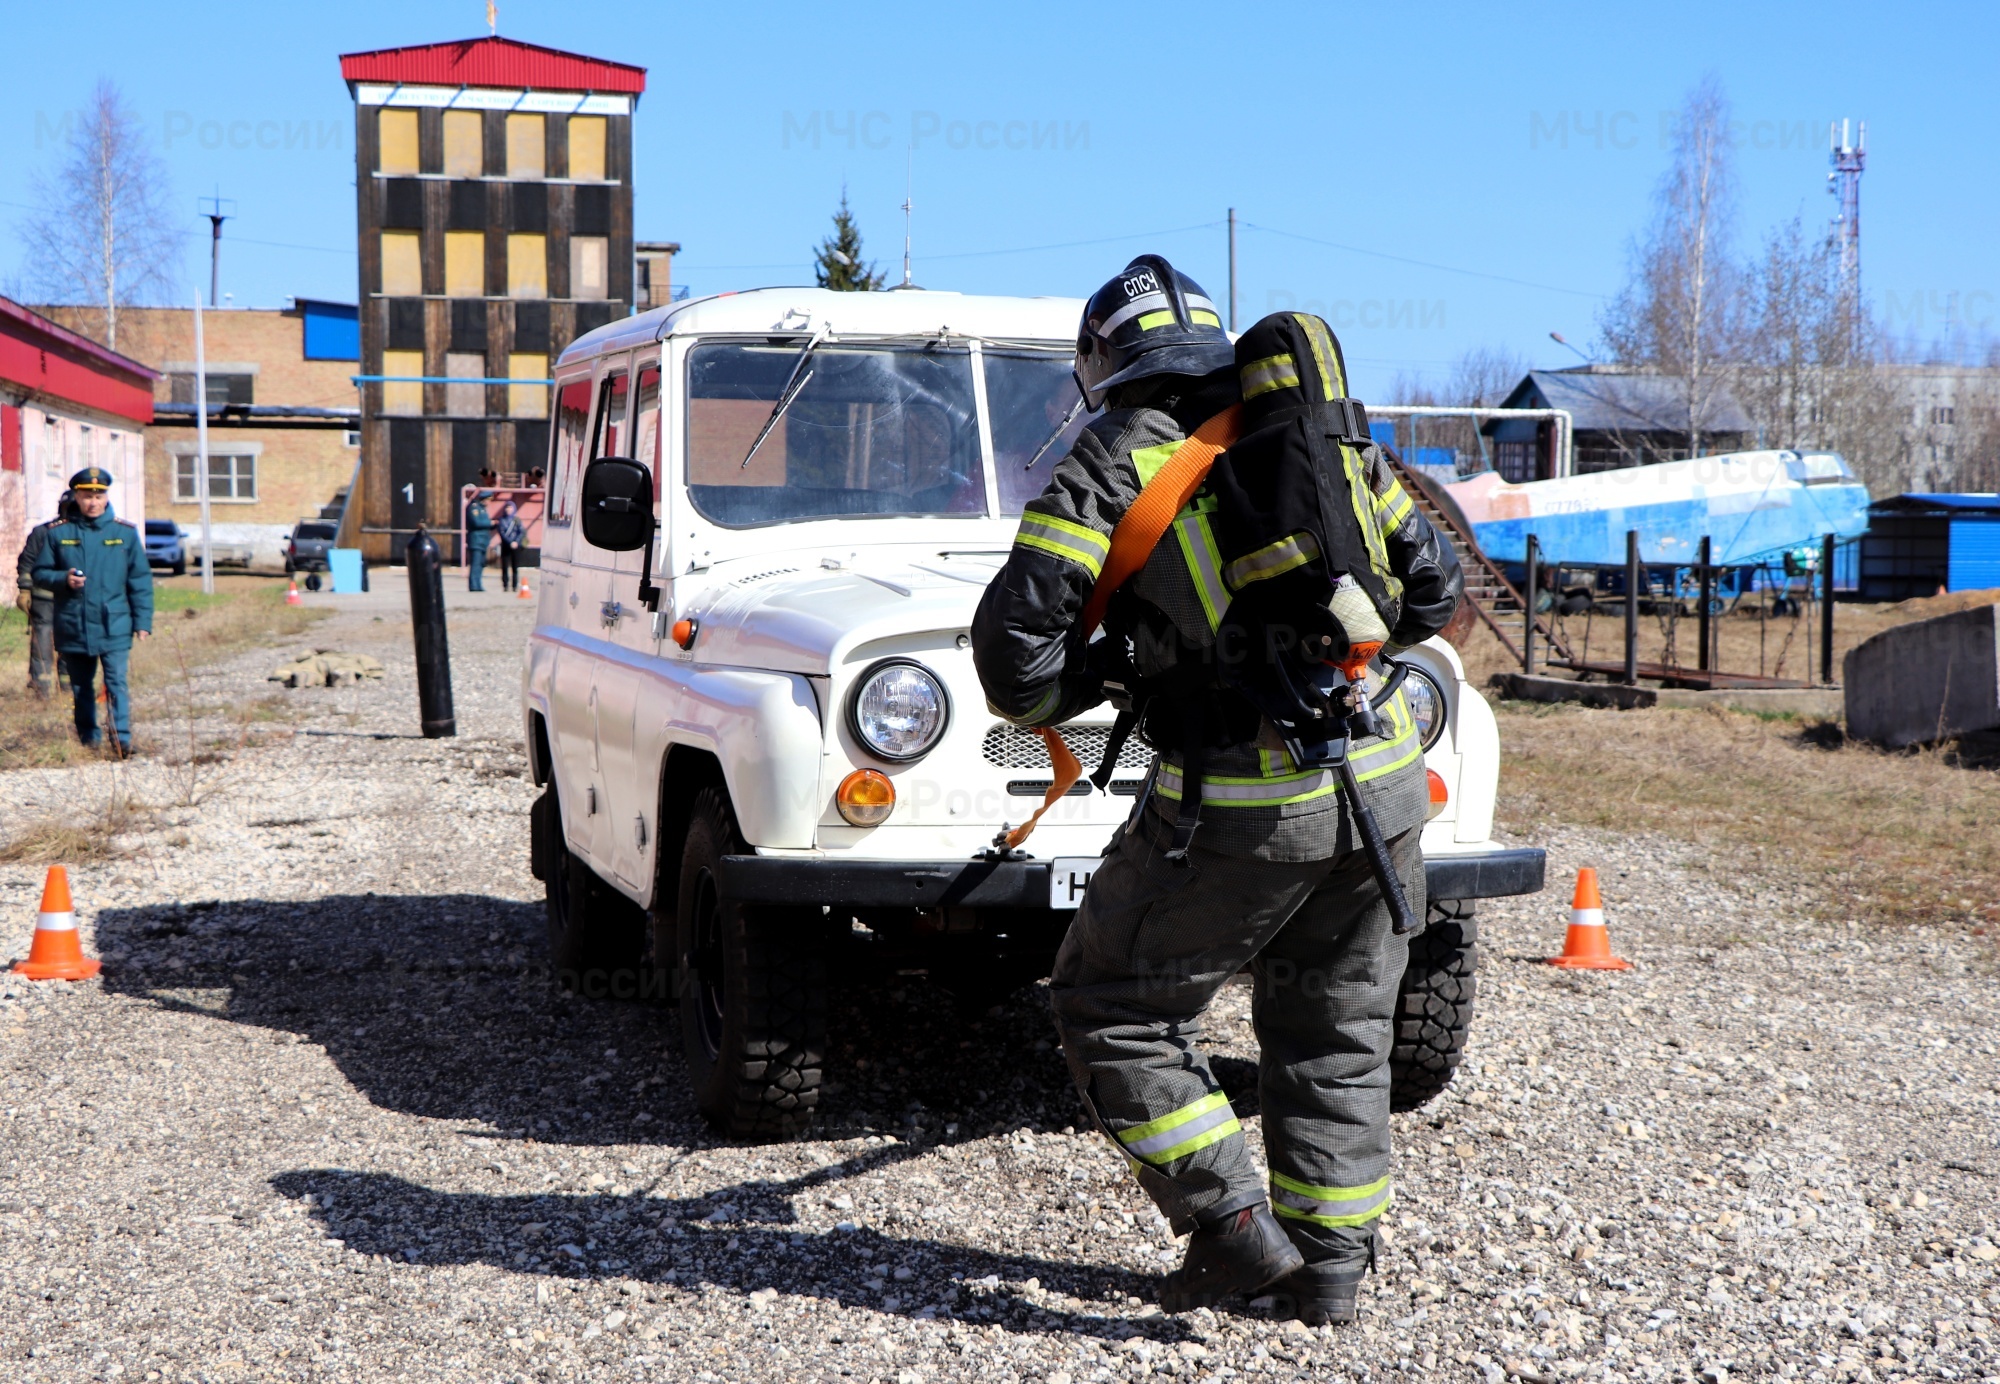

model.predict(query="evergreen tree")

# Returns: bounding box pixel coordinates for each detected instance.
[813,190,885,291]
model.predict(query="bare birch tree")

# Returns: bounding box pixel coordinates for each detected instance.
[1598,74,1744,458]
[17,81,180,350]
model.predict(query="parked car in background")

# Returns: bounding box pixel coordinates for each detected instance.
[285,520,338,577]
[143,519,186,577]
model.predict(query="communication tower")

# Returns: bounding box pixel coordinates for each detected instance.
[1827,119,1866,309]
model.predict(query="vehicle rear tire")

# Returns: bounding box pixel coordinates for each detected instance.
[1388,900,1478,1113]
[536,783,646,994]
[675,786,826,1141]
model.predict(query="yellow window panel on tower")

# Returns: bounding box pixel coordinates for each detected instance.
[444,232,485,297]
[442,109,483,177]
[570,236,609,300]
[509,354,549,419]
[507,234,548,299]
[568,116,606,180]
[377,109,419,174]
[505,113,545,179]
[380,232,422,296]
[381,350,424,417]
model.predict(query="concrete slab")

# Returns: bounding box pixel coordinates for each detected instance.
[1843,602,2000,747]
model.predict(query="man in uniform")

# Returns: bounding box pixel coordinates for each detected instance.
[465,487,495,592]
[972,257,1462,1323]
[33,467,153,753]
[14,490,71,699]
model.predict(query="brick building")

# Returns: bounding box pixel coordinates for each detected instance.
[0,297,154,586]
[338,36,646,562]
[36,303,362,568]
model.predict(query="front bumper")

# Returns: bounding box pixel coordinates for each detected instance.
[716,846,1546,910]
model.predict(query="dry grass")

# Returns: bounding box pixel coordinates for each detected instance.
[0,773,151,864]
[0,576,326,772]
[1493,701,2000,930]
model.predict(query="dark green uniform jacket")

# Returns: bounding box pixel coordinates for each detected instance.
[33,507,155,655]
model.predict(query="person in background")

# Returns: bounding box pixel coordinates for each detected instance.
[465,488,495,592]
[496,500,525,593]
[14,490,73,700]
[33,468,152,754]
[528,466,546,489]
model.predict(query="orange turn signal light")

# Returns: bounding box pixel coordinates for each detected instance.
[1425,768,1449,820]
[670,618,698,649]
[836,769,895,827]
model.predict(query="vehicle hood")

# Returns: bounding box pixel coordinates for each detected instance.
[680,551,1005,675]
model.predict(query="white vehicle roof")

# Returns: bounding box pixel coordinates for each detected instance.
[557,286,1086,367]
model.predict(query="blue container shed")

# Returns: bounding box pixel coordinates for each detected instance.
[1858,494,2000,601]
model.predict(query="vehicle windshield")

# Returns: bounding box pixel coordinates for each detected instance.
[296,524,336,539]
[687,341,984,526]
[984,351,1087,516]
[145,520,177,535]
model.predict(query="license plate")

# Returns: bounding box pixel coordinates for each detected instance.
[1049,857,1099,910]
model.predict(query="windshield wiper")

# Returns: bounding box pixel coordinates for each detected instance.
[741,324,830,468]
[1023,393,1090,471]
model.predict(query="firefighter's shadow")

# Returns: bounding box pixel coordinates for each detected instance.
[267,1168,1195,1342]
[91,893,1081,1148]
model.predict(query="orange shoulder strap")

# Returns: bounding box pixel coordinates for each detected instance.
[1004,403,1243,851]
[1079,403,1242,635]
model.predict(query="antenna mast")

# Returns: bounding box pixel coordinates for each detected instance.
[198,191,235,308]
[1827,118,1866,350]
[901,153,913,288]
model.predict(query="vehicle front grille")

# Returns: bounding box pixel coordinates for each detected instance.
[981,723,1155,772]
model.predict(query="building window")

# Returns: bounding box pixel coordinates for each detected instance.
[378,108,419,175]
[1934,405,1956,426]
[168,373,254,406]
[509,354,548,419]
[507,234,548,299]
[569,115,607,180]
[570,236,609,300]
[505,113,545,179]
[381,349,424,417]
[175,452,257,503]
[446,353,486,418]
[444,231,485,298]
[443,109,483,177]
[381,232,422,296]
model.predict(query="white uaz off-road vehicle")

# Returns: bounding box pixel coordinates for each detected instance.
[522,287,1544,1139]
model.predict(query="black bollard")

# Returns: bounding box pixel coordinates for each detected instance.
[407,526,456,738]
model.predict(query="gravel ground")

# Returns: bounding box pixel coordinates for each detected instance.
[1,578,1996,1384]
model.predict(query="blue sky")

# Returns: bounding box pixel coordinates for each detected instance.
[2,0,1992,396]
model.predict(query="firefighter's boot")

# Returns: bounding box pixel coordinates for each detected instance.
[1269,1260,1366,1325]
[1158,1204,1304,1313]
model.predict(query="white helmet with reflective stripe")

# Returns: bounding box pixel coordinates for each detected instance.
[1074,255,1234,409]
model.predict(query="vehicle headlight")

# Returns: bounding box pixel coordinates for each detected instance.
[1402,666,1448,750]
[849,660,949,762]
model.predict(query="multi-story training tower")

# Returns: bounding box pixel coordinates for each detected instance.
[339,36,646,563]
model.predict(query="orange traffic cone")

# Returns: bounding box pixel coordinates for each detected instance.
[285,579,304,606]
[1547,867,1631,970]
[516,577,532,600]
[13,866,101,981]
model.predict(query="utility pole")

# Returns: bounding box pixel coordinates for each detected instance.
[1226,208,1238,333]
[198,192,235,309]
[192,294,215,595]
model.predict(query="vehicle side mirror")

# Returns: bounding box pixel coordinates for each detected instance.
[580,456,654,552]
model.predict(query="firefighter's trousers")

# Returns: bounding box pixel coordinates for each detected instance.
[1049,808,1421,1269]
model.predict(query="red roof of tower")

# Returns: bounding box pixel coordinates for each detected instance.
[339,36,646,95]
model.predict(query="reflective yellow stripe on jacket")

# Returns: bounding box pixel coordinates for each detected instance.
[1153,690,1421,807]
[1013,510,1109,579]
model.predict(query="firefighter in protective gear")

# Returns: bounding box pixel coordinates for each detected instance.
[972,257,1463,1321]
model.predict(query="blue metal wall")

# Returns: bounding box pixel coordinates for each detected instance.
[1947,517,2000,592]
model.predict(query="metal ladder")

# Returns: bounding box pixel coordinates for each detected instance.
[1381,449,1574,670]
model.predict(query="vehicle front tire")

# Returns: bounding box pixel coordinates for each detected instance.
[536,783,646,995]
[172,560,186,577]
[675,786,826,1141]
[1388,899,1478,1113]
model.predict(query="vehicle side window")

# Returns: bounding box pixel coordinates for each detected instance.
[547,379,593,527]
[633,364,662,503]
[592,370,630,461]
